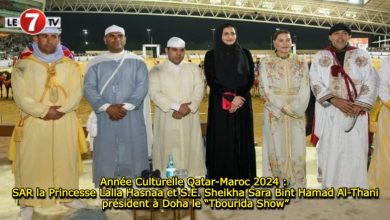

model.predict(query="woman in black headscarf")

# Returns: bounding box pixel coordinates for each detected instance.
[204,23,256,182]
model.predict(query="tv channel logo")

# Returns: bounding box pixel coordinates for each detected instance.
[5,8,61,35]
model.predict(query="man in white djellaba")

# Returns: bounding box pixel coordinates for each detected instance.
[149,37,206,177]
[309,23,379,188]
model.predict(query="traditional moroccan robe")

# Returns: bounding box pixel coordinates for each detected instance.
[84,51,149,184]
[310,48,379,188]
[260,54,310,188]
[11,55,83,207]
[149,61,206,177]
[368,56,390,197]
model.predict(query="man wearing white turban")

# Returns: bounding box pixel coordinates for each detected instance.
[11,27,86,220]
[149,37,206,177]
[84,24,152,185]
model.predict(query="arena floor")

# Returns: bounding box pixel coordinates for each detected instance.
[0,149,389,220]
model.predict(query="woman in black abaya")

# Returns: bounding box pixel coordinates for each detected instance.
[204,23,256,182]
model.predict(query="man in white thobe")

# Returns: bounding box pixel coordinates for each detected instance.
[149,37,206,177]
[310,23,379,188]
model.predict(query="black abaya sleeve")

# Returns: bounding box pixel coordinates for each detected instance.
[236,48,255,97]
[204,50,235,101]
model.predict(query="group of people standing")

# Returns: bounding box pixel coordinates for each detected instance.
[8,21,389,220]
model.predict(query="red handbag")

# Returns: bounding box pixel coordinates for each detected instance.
[222,92,236,110]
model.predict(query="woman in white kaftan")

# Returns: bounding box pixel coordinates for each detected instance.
[260,30,310,188]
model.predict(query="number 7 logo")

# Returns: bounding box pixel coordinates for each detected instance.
[25,13,40,32]
[5,8,61,35]
[20,8,46,35]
